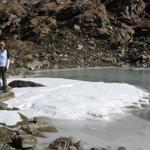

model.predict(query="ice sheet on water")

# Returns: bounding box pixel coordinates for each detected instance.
[3,78,149,122]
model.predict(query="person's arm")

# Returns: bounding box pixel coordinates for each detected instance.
[6,50,10,69]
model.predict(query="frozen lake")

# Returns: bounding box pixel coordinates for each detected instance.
[27,67,150,150]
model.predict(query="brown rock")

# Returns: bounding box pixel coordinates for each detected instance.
[0,91,15,102]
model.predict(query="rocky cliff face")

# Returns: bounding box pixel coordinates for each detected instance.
[0,0,149,74]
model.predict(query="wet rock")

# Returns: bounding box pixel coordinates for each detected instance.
[8,80,45,88]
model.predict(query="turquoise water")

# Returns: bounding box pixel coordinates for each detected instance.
[33,67,150,91]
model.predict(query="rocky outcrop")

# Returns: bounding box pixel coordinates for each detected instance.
[0,0,149,74]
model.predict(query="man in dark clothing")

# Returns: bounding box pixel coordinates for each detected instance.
[0,41,10,92]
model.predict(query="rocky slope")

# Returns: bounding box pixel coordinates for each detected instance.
[0,0,150,75]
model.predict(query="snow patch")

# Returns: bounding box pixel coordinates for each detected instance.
[0,111,21,126]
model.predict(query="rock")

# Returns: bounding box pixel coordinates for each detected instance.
[20,124,41,136]
[0,91,15,102]
[8,80,45,88]
[77,44,83,50]
[112,23,135,46]
[16,113,29,126]
[0,102,8,110]
[13,134,37,149]
[74,24,80,31]
[75,141,84,150]
[48,137,76,150]
[118,146,127,150]
[16,116,57,136]
[27,60,43,70]
[0,142,17,150]
[0,102,17,111]
[69,146,77,150]
[0,127,16,143]
[91,148,106,150]
[35,117,57,133]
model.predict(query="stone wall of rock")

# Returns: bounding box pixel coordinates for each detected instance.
[0,0,149,74]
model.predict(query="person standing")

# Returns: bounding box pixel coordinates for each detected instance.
[0,41,10,92]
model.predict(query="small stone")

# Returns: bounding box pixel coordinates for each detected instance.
[27,60,43,70]
[25,54,33,60]
[88,40,95,45]
[74,24,80,31]
[77,44,83,50]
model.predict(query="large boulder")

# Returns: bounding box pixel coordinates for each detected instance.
[8,80,45,88]
[12,134,37,149]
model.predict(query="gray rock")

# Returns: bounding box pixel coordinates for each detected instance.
[0,91,15,102]
[18,118,57,136]
[2,0,10,4]
[27,60,43,70]
[0,102,8,110]
[91,147,106,150]
[118,146,127,150]
[14,134,37,149]
[0,142,16,150]
[8,80,45,88]
[75,141,84,150]
[48,137,75,150]
[74,24,80,31]
[69,146,77,150]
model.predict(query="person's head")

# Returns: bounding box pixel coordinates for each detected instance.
[0,41,6,49]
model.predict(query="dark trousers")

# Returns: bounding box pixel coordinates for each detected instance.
[0,67,7,89]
